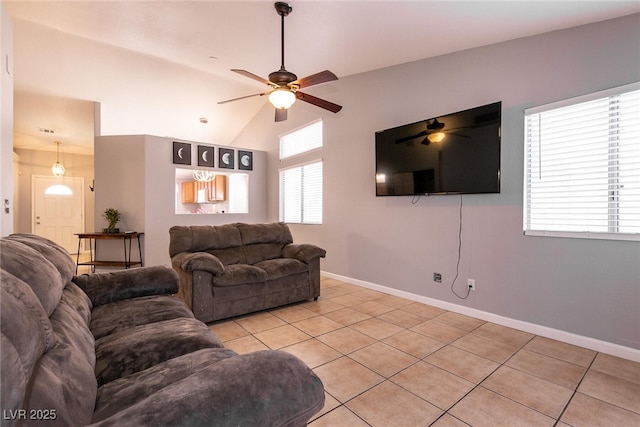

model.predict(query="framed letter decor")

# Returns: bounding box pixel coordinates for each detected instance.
[238,150,253,170]
[219,148,235,169]
[198,145,214,167]
[173,141,191,165]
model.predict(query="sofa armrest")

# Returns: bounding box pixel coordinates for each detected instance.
[72,266,178,307]
[172,251,225,275]
[91,350,325,427]
[283,243,327,264]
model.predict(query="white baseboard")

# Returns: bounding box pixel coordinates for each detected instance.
[321,271,640,363]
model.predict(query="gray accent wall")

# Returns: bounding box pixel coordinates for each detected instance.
[233,14,640,349]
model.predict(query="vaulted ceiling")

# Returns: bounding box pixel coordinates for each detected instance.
[6,1,639,155]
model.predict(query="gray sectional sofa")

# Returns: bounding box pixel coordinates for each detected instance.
[169,222,326,323]
[0,233,325,426]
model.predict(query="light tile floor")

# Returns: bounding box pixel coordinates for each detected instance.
[209,276,640,426]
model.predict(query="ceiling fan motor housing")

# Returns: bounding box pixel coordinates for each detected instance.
[269,69,298,86]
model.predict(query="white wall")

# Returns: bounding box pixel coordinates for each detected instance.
[95,135,267,267]
[232,14,640,350]
[0,2,13,236]
[11,19,263,149]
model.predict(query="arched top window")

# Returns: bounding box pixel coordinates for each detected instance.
[44,184,73,196]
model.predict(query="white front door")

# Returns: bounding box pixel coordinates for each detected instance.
[32,175,84,254]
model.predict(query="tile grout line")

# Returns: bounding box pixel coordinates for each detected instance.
[553,352,599,425]
[461,334,570,424]
[216,279,636,425]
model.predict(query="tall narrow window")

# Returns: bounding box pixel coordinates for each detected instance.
[524,83,640,241]
[279,120,323,224]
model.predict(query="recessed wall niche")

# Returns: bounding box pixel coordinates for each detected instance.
[175,168,249,215]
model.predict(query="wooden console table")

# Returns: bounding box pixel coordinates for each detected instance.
[75,232,144,274]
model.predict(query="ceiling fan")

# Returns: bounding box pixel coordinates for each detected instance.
[218,2,342,122]
[395,119,469,145]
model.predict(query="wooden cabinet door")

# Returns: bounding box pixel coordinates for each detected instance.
[181,176,227,203]
[213,175,227,201]
[180,182,195,203]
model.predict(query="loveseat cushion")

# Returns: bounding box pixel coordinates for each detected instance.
[244,243,286,265]
[90,295,195,340]
[213,264,268,287]
[94,317,224,386]
[254,258,309,281]
[169,224,243,257]
[236,222,293,245]
[238,222,293,264]
[206,246,246,266]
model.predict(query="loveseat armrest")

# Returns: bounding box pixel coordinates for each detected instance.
[172,251,225,275]
[283,243,327,264]
[73,266,178,307]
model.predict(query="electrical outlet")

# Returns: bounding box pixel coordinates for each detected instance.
[467,279,476,291]
[433,272,442,283]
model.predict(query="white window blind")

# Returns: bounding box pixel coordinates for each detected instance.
[279,120,324,224]
[524,83,640,241]
[279,120,323,159]
[279,161,323,224]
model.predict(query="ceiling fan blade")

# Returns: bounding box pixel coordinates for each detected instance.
[295,91,342,113]
[448,131,470,138]
[217,92,267,105]
[293,70,338,89]
[231,69,271,86]
[395,130,428,144]
[275,108,288,122]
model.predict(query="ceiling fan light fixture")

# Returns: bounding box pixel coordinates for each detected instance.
[428,132,446,143]
[269,88,296,109]
[51,141,66,176]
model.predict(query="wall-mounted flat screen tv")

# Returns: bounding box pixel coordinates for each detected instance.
[375,102,501,196]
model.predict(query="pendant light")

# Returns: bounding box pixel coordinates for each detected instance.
[193,170,216,182]
[51,141,65,177]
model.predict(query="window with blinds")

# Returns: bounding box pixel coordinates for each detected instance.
[524,83,640,241]
[279,120,323,160]
[279,120,323,224]
[279,161,323,224]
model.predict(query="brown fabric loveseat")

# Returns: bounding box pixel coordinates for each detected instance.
[1,233,325,426]
[169,222,326,323]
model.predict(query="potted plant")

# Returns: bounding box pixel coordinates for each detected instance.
[102,208,121,233]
